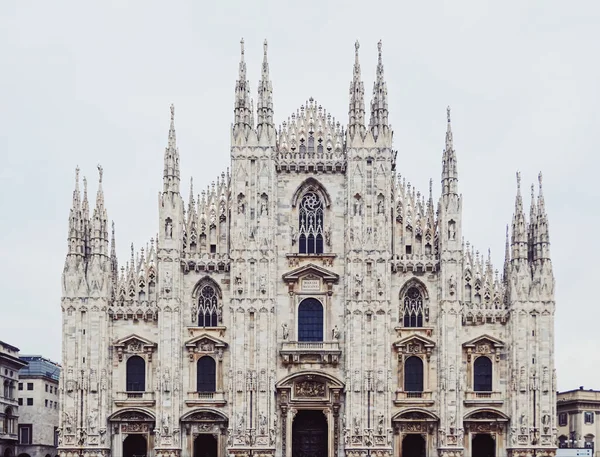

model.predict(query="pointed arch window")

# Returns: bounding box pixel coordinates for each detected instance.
[404,356,424,392]
[196,356,216,392]
[299,192,324,254]
[474,356,492,391]
[126,356,145,392]
[298,298,324,342]
[198,285,219,327]
[402,287,424,327]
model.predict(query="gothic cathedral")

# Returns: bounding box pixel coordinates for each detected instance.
[58,41,557,457]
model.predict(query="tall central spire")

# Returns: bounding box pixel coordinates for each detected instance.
[441,106,458,196]
[369,40,389,140]
[233,38,253,134]
[511,172,528,261]
[348,40,365,139]
[257,39,274,136]
[163,104,180,194]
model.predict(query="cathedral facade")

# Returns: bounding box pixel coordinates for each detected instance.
[58,40,557,457]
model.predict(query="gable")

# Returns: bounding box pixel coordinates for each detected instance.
[393,334,436,350]
[282,263,339,284]
[114,334,157,350]
[185,333,228,350]
[462,334,505,349]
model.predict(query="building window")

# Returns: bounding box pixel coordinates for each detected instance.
[18,398,22,406]
[5,407,15,434]
[558,435,567,448]
[558,413,568,426]
[54,426,59,447]
[298,298,324,342]
[27,382,33,391]
[26,398,33,406]
[585,412,595,425]
[196,356,216,392]
[404,356,424,392]
[3,380,8,398]
[126,356,145,392]
[18,424,32,445]
[298,192,324,254]
[198,285,219,327]
[473,356,493,391]
[18,383,22,391]
[402,287,424,327]
[45,399,48,407]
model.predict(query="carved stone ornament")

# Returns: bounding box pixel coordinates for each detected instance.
[294,380,326,398]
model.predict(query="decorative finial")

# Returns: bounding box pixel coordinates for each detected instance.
[75,166,80,182]
[112,220,115,235]
[378,40,382,55]
[83,176,88,194]
[240,38,245,57]
[170,104,175,121]
[429,178,433,196]
[531,184,535,200]
[355,40,360,51]
[538,172,543,190]
[447,106,451,124]
[263,39,268,56]
[516,171,521,190]
[97,164,103,183]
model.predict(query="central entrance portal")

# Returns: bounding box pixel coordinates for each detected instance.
[123,434,147,457]
[292,410,328,457]
[401,434,426,457]
[194,434,218,457]
[472,433,495,457]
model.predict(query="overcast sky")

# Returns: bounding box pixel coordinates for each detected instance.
[1,1,598,392]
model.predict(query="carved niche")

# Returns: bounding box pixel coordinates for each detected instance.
[113,335,157,362]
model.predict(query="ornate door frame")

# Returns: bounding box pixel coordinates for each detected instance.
[276,371,344,457]
[392,409,439,457]
[108,408,156,457]
[181,409,228,457]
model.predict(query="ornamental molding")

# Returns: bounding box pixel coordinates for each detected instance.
[282,263,339,295]
[393,334,436,360]
[113,334,157,362]
[462,334,504,361]
[185,333,227,361]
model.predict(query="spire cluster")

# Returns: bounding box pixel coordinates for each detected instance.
[369,40,389,140]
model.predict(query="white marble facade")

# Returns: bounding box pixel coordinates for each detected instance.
[58,40,557,457]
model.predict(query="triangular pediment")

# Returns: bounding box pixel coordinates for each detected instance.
[462,334,504,349]
[185,333,228,349]
[393,334,436,349]
[114,334,156,349]
[282,263,339,283]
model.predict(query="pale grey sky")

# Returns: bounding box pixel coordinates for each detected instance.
[0,1,598,391]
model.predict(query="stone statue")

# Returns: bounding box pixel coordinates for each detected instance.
[332,325,340,340]
[165,219,173,238]
[282,323,289,340]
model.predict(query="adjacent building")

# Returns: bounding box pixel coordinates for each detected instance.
[17,355,61,457]
[58,40,558,457]
[557,387,600,455]
[0,341,28,457]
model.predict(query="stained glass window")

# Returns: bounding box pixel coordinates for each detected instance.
[402,287,424,327]
[299,192,324,254]
[198,285,218,327]
[298,298,323,342]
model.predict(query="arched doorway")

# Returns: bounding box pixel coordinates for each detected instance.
[4,449,13,457]
[194,434,218,457]
[123,434,147,457]
[292,410,328,457]
[472,433,495,457]
[402,434,426,457]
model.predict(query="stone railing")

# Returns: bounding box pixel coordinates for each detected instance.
[185,391,226,407]
[280,341,341,365]
[394,390,434,406]
[114,391,155,407]
[463,391,503,405]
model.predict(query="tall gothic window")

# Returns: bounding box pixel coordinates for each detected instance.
[473,356,492,392]
[299,192,324,254]
[404,356,424,392]
[298,298,324,342]
[198,285,218,327]
[402,287,424,327]
[196,356,216,392]
[126,356,145,392]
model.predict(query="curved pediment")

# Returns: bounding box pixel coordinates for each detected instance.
[181,408,228,423]
[464,408,509,422]
[108,407,155,422]
[275,371,345,390]
[392,408,439,422]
